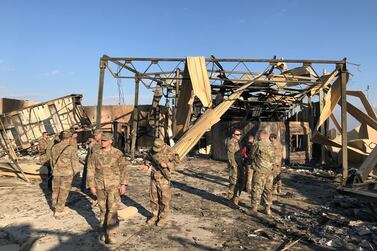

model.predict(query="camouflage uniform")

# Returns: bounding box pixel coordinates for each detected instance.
[145,140,179,226]
[272,141,283,193]
[51,136,80,216]
[250,139,275,212]
[226,137,243,200]
[81,140,102,190]
[86,145,128,238]
[38,137,52,165]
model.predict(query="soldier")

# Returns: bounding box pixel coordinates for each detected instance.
[81,129,102,191]
[226,128,243,205]
[38,132,53,188]
[70,128,79,149]
[242,135,255,193]
[140,138,179,226]
[87,132,128,245]
[269,133,283,194]
[50,131,80,219]
[249,130,275,216]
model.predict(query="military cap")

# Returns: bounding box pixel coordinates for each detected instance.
[62,131,72,139]
[102,132,113,141]
[93,129,103,135]
[152,138,165,152]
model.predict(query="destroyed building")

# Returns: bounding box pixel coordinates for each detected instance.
[1,55,377,250]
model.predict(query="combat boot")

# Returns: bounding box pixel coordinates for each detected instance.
[263,206,272,216]
[147,215,158,225]
[248,205,259,216]
[105,234,117,244]
[156,217,168,227]
[99,232,106,242]
[232,196,240,206]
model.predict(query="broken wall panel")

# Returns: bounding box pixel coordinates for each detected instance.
[0,94,91,153]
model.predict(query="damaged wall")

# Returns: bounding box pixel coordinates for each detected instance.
[0,94,91,153]
[0,98,37,115]
[84,104,169,149]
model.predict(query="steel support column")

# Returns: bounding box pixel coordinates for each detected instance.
[319,89,325,164]
[130,77,140,159]
[339,62,348,183]
[96,58,107,129]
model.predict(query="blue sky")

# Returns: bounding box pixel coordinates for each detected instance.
[0,0,376,111]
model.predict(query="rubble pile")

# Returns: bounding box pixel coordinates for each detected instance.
[279,194,377,250]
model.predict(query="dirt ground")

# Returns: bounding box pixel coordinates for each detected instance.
[0,157,376,250]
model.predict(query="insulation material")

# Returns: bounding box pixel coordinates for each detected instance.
[173,68,269,160]
[315,72,349,130]
[173,91,242,160]
[356,145,377,181]
[187,57,212,108]
[174,57,213,138]
[346,91,377,120]
[313,132,370,164]
[174,65,194,138]
[346,101,377,131]
[309,69,338,96]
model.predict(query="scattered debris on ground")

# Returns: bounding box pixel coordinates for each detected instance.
[0,158,376,250]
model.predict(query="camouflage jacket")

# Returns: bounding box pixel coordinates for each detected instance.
[146,144,179,174]
[38,138,51,155]
[51,141,80,177]
[70,137,78,149]
[272,141,283,165]
[87,141,102,160]
[251,139,275,174]
[87,146,128,190]
[226,137,240,167]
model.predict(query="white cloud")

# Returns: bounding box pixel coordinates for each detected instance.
[41,69,60,77]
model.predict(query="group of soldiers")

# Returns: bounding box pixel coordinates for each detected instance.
[37,129,178,245]
[35,126,282,245]
[226,128,283,216]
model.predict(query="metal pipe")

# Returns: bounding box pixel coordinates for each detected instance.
[130,77,140,159]
[96,59,107,129]
[319,89,326,164]
[106,57,346,64]
[339,63,348,183]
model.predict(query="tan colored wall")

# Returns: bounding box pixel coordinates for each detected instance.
[0,98,37,115]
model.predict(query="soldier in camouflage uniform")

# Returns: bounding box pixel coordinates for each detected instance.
[140,138,179,226]
[51,131,80,219]
[81,129,102,191]
[87,132,128,245]
[226,128,243,205]
[38,132,53,188]
[250,130,275,216]
[270,133,283,194]
[38,132,51,164]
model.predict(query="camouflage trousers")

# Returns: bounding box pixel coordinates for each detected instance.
[245,164,254,193]
[52,175,73,213]
[97,188,120,235]
[150,170,171,220]
[250,171,273,208]
[228,164,246,199]
[273,164,282,192]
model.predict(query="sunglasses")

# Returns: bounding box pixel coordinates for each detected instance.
[234,133,241,136]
